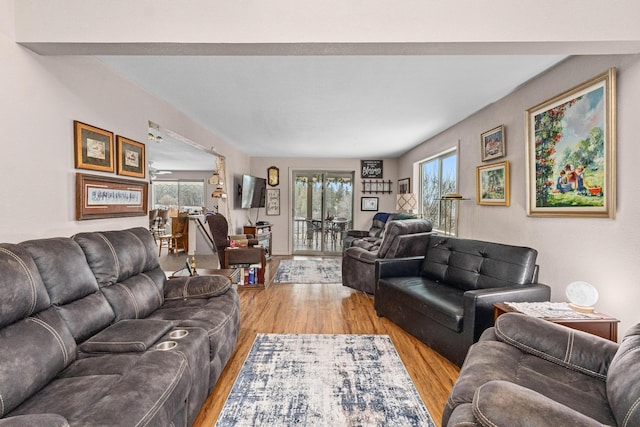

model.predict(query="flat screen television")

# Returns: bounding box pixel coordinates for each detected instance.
[240,174,267,208]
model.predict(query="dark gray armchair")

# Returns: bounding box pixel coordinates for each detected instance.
[342,212,416,249]
[444,313,640,426]
[342,219,433,294]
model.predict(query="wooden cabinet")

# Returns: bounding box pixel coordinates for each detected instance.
[494,303,619,342]
[244,224,272,259]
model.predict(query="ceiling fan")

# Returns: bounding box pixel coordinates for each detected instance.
[148,161,172,180]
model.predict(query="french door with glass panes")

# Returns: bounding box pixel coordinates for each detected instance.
[292,171,354,254]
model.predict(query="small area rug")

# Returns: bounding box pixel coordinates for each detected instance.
[273,258,342,284]
[215,334,435,427]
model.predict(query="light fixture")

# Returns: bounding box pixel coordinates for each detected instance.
[396,193,417,213]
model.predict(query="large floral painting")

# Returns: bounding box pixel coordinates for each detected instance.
[525,69,616,218]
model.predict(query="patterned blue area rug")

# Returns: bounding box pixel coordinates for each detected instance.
[273,258,342,284]
[215,334,436,427]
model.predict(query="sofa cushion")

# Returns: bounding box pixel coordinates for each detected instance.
[0,244,50,328]
[100,270,165,322]
[421,236,537,291]
[473,380,605,427]
[74,229,166,322]
[0,307,76,416]
[377,277,464,332]
[165,275,232,300]
[73,227,160,287]
[606,323,640,427]
[495,313,616,380]
[377,219,432,258]
[79,319,174,354]
[9,350,192,426]
[19,238,116,342]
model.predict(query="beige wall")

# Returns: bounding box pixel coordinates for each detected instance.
[249,157,398,255]
[400,54,640,337]
[0,10,250,242]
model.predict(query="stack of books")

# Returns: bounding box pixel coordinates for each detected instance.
[230,263,262,286]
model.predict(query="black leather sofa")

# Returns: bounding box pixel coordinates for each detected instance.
[375,235,550,366]
[0,227,239,426]
[444,313,640,426]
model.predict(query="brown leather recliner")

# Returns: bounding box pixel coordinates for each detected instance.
[205,212,258,267]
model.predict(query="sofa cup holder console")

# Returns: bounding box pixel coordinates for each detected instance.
[155,341,178,351]
[169,329,189,339]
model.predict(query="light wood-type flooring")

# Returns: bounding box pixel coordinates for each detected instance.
[191,256,460,427]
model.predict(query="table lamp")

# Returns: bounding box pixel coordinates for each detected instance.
[565,281,598,313]
[396,193,417,213]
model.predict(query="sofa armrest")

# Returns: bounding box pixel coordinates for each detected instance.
[344,246,379,263]
[462,283,551,344]
[165,275,231,300]
[0,414,70,426]
[472,380,603,427]
[494,313,618,379]
[346,229,369,238]
[377,256,424,279]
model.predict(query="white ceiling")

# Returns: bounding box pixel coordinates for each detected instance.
[98,55,567,164]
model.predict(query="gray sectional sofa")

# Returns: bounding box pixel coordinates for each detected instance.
[0,227,239,426]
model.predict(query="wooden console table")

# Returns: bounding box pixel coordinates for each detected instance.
[494,302,619,342]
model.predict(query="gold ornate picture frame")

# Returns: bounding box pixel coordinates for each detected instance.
[116,135,146,178]
[74,121,114,173]
[477,161,510,206]
[525,68,616,218]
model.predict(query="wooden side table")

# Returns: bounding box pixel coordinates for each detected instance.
[224,247,267,287]
[494,302,619,342]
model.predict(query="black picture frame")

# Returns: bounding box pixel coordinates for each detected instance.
[361,160,383,178]
[361,197,379,211]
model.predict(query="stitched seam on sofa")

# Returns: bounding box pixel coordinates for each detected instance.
[614,343,640,360]
[0,247,38,315]
[472,387,497,427]
[565,332,575,362]
[0,393,4,417]
[182,277,192,298]
[135,354,188,427]
[97,233,120,280]
[28,317,69,365]
[140,272,164,307]
[116,283,140,318]
[622,396,640,427]
[207,300,239,337]
[496,326,606,380]
[127,230,148,270]
[86,340,147,350]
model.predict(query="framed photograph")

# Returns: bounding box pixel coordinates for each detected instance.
[116,135,146,178]
[361,197,379,211]
[76,173,148,220]
[480,125,505,161]
[398,177,410,194]
[361,160,383,178]
[525,68,616,218]
[477,161,510,206]
[74,121,114,172]
[266,188,280,216]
